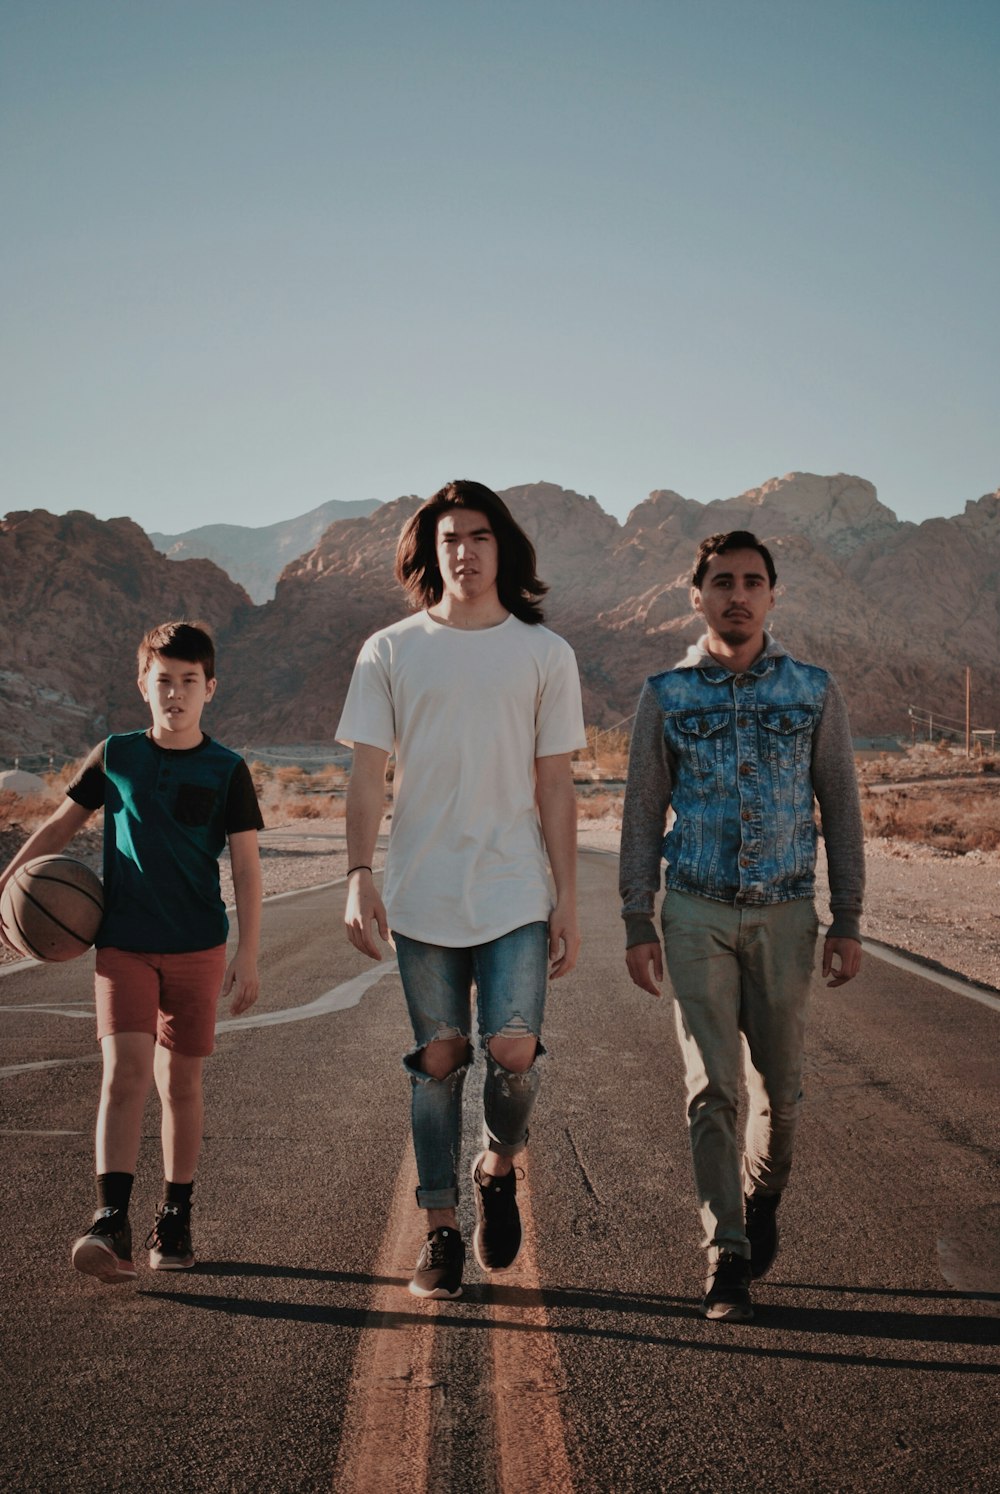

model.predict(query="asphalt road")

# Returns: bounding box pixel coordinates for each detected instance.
[1,851,997,1493]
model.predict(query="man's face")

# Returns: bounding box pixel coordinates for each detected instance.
[692,548,775,647]
[138,654,216,738]
[435,508,500,604]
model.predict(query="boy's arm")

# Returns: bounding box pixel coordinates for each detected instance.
[344,743,390,960]
[0,799,95,949]
[535,751,580,979]
[222,830,262,1015]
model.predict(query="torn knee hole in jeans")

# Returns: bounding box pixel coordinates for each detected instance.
[404,1027,472,1083]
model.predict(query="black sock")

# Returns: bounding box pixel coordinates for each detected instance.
[163,1181,194,1212]
[96,1172,133,1215]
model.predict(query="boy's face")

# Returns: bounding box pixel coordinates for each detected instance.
[434,507,500,605]
[138,653,216,743]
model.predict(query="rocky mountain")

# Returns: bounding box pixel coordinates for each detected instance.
[150,497,382,603]
[0,509,253,758]
[2,476,998,763]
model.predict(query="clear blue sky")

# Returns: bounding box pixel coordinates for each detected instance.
[3,0,998,532]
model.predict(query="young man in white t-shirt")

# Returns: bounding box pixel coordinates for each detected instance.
[338,480,586,1299]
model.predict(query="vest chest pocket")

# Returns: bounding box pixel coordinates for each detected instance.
[174,783,217,827]
[759,708,814,763]
[672,710,732,773]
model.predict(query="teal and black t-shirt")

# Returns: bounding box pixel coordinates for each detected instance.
[67,731,264,953]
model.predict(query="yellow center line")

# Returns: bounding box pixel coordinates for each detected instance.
[487,1165,575,1493]
[332,1146,575,1492]
[331,1150,435,1494]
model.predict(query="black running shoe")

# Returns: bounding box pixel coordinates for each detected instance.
[145,1203,195,1271]
[409,1227,465,1299]
[701,1250,753,1321]
[71,1208,137,1284]
[745,1191,781,1280]
[471,1151,523,1271]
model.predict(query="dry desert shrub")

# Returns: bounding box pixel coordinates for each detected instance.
[861,784,1000,853]
[578,726,630,776]
[578,790,623,821]
[286,795,345,820]
[0,788,61,832]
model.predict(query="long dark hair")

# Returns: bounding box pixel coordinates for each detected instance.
[394,480,548,624]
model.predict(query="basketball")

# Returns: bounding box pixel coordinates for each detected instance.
[0,856,104,962]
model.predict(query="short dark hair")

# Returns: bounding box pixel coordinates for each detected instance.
[137,620,216,680]
[692,531,777,589]
[394,480,548,624]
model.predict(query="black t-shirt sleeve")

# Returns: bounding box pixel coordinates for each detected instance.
[225,759,265,834]
[66,741,108,812]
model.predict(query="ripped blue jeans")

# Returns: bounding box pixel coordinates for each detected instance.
[395,922,549,1210]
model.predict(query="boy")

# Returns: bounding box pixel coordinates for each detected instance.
[341,480,585,1300]
[0,621,263,1283]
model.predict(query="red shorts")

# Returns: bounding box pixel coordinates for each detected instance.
[94,945,228,1057]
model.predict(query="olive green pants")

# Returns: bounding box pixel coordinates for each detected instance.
[662,889,819,1259]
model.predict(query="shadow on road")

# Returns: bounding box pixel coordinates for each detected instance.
[142,1262,1000,1373]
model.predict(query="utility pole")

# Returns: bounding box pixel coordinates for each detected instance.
[965,667,972,757]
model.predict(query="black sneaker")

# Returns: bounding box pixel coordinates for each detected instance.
[409,1227,465,1299]
[145,1204,195,1270]
[71,1208,137,1284]
[701,1250,753,1321]
[745,1191,781,1280]
[471,1151,523,1271]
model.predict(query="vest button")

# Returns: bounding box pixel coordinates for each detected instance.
[739,856,750,867]
[739,762,752,776]
[738,715,749,727]
[741,809,752,821]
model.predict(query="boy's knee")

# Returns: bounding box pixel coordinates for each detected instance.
[417,1034,471,1080]
[487,1033,538,1074]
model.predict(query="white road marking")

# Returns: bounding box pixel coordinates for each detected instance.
[0,957,38,980]
[1,1004,93,1018]
[0,1128,85,1136]
[216,962,397,1032]
[862,939,1000,1013]
[0,1053,101,1079]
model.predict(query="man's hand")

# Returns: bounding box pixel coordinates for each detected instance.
[548,899,580,979]
[626,940,663,997]
[222,951,260,1015]
[345,869,389,960]
[823,936,862,988]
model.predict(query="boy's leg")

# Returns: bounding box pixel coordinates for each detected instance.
[95,1031,157,1172]
[72,1030,155,1283]
[145,947,225,1271]
[471,922,549,1271]
[395,934,473,1299]
[154,1046,205,1183]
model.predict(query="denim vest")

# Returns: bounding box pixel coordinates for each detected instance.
[651,647,830,906]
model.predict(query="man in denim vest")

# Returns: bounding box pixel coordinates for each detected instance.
[620,530,864,1322]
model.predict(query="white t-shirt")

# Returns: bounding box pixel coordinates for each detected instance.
[336,610,587,946]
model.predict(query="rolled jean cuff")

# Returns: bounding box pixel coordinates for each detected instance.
[415,1185,459,1210]
[483,1129,528,1159]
